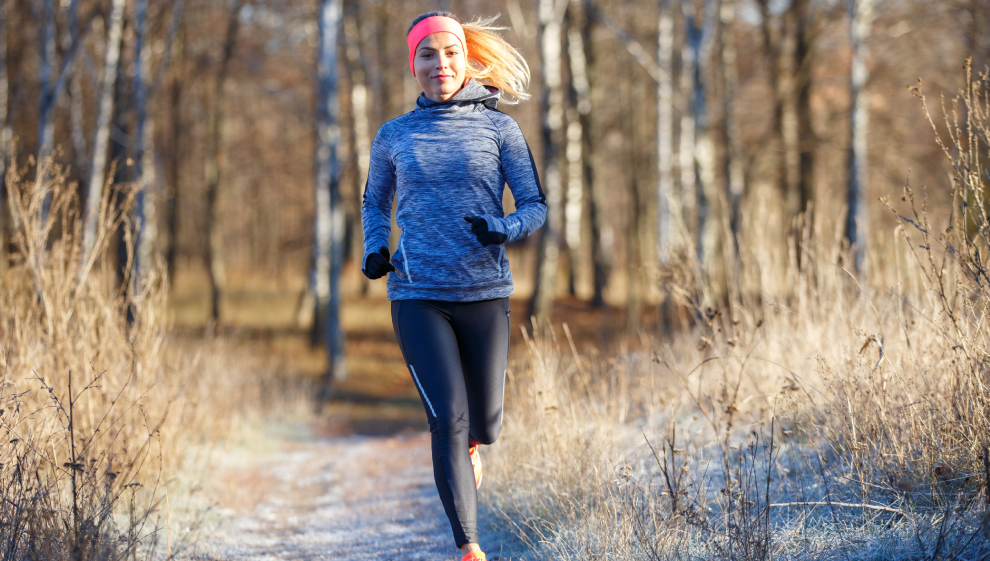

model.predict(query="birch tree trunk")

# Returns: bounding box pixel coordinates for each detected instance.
[657,0,674,262]
[569,0,606,307]
[682,0,719,268]
[203,0,247,324]
[81,0,126,266]
[564,115,580,296]
[132,0,154,279]
[529,0,567,321]
[564,0,590,297]
[314,0,346,390]
[846,0,873,273]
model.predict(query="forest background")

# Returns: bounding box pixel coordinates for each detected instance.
[2,0,990,558]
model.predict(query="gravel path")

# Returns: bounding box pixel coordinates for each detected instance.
[204,433,464,561]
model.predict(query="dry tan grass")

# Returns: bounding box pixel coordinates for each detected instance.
[0,159,302,560]
[484,69,990,560]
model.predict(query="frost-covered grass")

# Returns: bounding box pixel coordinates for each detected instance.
[483,70,990,560]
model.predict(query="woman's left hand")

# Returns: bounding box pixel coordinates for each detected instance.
[464,216,508,247]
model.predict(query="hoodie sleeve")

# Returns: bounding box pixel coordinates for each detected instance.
[361,123,396,265]
[481,114,547,244]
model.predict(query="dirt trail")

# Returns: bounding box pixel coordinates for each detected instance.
[204,433,462,561]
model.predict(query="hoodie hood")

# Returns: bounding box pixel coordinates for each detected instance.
[415,79,501,110]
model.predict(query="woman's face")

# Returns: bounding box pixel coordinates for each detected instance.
[413,32,466,102]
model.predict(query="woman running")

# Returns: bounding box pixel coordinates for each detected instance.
[360,11,546,561]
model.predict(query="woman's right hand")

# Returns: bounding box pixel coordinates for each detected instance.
[363,247,396,279]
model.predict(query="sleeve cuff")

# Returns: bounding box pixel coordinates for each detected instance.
[482,215,518,242]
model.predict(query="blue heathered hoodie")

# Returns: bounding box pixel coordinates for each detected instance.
[361,79,547,302]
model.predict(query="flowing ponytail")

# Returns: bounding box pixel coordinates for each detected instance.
[408,12,531,104]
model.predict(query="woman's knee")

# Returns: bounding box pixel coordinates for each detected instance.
[470,419,502,445]
[429,411,471,437]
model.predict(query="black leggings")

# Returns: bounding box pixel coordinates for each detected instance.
[391,297,510,547]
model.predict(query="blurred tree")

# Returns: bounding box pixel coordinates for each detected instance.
[137,0,183,282]
[0,0,7,276]
[530,0,567,321]
[82,0,127,268]
[622,70,646,329]
[756,0,785,212]
[718,0,742,240]
[343,5,369,294]
[313,0,346,392]
[684,0,719,279]
[781,0,816,220]
[36,0,86,167]
[657,0,675,264]
[566,0,603,304]
[793,0,816,218]
[846,0,874,273]
[679,0,697,248]
[35,0,55,164]
[163,9,185,284]
[204,0,250,324]
[563,1,581,296]
[716,0,743,306]
[66,4,86,183]
[132,0,151,279]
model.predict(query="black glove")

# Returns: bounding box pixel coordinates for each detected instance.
[464,216,508,247]
[362,246,395,279]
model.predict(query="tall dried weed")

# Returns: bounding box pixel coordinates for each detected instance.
[486,66,990,560]
[0,160,284,560]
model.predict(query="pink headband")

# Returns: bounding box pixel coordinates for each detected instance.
[407,16,467,75]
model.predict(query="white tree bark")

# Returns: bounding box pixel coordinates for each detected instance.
[846,0,873,272]
[529,0,567,320]
[81,0,126,266]
[565,0,590,294]
[657,0,674,263]
[314,0,346,388]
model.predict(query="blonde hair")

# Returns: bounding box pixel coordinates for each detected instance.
[408,12,531,105]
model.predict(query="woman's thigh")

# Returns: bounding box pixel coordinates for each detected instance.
[391,299,468,426]
[450,297,510,443]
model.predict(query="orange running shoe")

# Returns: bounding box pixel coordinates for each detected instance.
[462,551,486,561]
[469,442,483,489]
